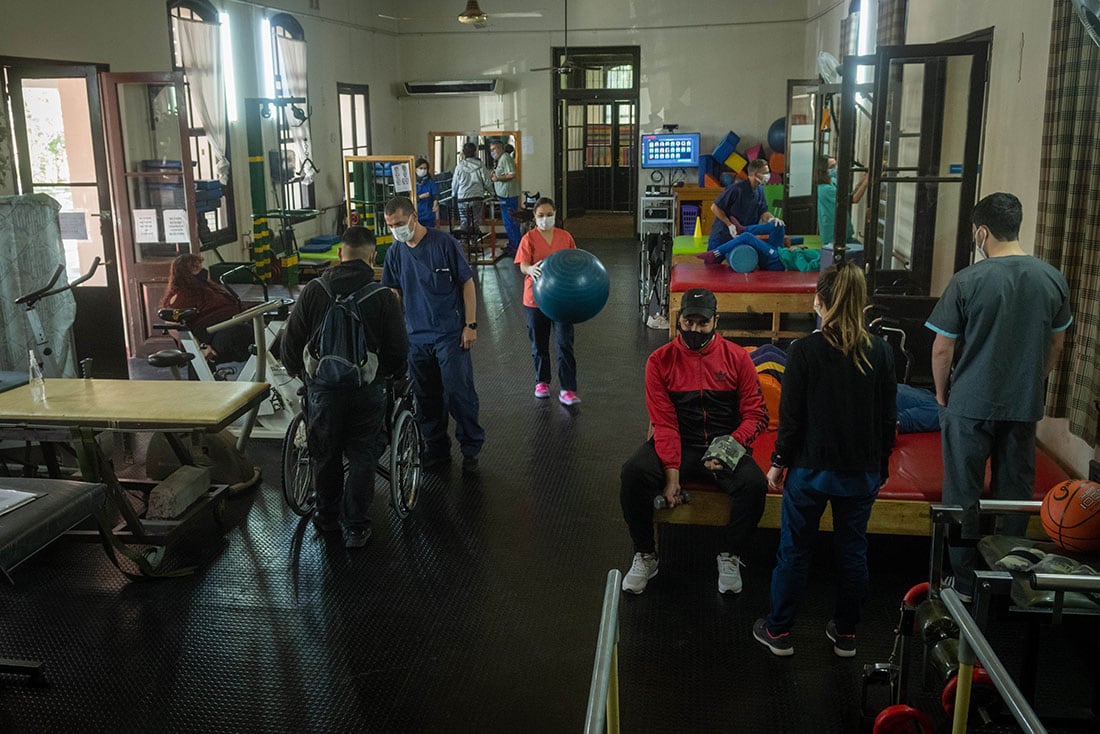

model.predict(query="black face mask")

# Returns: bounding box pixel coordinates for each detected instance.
[195,269,209,283]
[681,330,714,350]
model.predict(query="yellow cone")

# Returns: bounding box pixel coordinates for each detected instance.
[694,216,704,240]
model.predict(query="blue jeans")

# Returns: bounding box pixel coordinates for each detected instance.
[766,468,878,635]
[306,380,387,531]
[525,306,576,391]
[498,195,520,248]
[408,334,485,459]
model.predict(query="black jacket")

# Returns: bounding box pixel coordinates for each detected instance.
[773,332,897,478]
[281,259,408,381]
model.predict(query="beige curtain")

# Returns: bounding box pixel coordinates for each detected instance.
[877,0,907,47]
[1036,0,1100,444]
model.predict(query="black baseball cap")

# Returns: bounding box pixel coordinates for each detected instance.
[680,288,717,319]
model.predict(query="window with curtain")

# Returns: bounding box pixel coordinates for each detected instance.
[337,83,371,159]
[269,13,316,212]
[1036,0,1100,445]
[167,0,237,247]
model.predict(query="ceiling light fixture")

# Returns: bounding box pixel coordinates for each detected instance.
[458,1,488,25]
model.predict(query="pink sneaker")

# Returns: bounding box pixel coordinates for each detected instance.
[559,390,581,406]
[534,382,550,399]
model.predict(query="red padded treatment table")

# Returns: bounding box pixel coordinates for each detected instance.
[668,263,818,341]
[657,431,1072,537]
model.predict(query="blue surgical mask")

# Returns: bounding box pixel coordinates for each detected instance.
[828,167,837,181]
[416,168,428,179]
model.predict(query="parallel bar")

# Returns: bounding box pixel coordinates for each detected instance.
[939,588,1047,734]
[585,569,622,734]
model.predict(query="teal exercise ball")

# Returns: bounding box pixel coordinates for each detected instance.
[532,249,610,323]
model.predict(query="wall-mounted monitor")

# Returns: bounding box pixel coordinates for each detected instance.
[640,132,701,169]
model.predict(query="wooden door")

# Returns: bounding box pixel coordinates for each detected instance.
[100,72,199,357]
[5,63,128,378]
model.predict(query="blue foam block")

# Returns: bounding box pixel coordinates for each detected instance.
[728,245,759,273]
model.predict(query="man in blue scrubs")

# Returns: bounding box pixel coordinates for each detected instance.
[708,159,787,270]
[382,196,486,474]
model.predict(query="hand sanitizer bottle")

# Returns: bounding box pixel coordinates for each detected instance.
[29,350,46,403]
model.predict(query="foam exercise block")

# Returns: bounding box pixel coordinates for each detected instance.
[769,152,785,173]
[712,131,741,163]
[745,143,763,162]
[729,245,759,273]
[724,152,747,172]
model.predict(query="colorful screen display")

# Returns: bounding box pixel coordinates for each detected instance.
[640,133,701,169]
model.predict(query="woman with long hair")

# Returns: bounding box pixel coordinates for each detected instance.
[160,254,252,363]
[753,262,897,657]
[513,197,582,405]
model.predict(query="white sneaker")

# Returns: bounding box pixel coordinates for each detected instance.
[717,553,744,594]
[622,552,658,594]
[646,314,670,330]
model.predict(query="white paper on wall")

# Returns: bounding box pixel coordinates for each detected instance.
[133,209,159,244]
[163,209,190,243]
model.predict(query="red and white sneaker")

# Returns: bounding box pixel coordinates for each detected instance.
[559,390,581,406]
[534,382,550,399]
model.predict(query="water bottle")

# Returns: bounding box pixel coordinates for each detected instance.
[28,350,46,403]
[653,491,692,509]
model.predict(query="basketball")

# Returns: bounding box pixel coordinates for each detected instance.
[531,248,610,324]
[1040,479,1100,552]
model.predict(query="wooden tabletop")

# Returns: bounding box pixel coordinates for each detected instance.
[0,379,270,432]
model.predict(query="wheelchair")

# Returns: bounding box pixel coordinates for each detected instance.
[281,379,422,519]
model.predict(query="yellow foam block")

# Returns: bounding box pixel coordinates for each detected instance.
[724,152,747,172]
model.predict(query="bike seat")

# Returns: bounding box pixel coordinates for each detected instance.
[157,307,198,324]
[147,349,196,369]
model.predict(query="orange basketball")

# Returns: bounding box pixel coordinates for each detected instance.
[1041,480,1100,552]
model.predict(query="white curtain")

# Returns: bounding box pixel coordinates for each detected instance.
[178,17,229,183]
[275,36,317,185]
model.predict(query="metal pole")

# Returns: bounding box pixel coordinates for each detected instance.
[940,588,1047,734]
[584,570,622,734]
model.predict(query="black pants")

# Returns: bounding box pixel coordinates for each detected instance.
[306,380,387,531]
[620,439,767,555]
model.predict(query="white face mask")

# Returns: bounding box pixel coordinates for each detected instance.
[416,168,428,179]
[491,150,500,160]
[391,217,416,243]
[535,215,555,230]
[974,227,987,259]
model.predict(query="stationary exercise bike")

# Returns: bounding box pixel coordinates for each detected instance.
[149,269,302,441]
[16,256,102,379]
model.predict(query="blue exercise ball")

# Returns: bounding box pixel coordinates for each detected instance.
[767,118,787,154]
[532,249,610,324]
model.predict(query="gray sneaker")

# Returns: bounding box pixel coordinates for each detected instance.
[621,552,658,594]
[717,553,743,594]
[826,620,857,657]
[753,618,794,657]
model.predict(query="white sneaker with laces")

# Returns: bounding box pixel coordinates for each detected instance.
[622,552,658,594]
[941,575,973,603]
[717,553,744,594]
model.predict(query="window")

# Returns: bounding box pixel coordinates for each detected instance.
[267,13,316,213]
[337,83,371,159]
[167,0,237,247]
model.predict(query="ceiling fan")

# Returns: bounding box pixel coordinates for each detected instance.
[531,0,594,73]
[457,1,543,29]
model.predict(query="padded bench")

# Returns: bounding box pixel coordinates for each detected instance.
[668,263,818,342]
[655,431,1072,538]
[0,476,106,682]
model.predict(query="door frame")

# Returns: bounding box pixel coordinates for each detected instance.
[2,58,129,378]
[99,71,200,357]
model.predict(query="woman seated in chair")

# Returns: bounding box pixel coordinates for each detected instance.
[160,254,253,364]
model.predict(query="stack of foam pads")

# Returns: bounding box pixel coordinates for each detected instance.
[746,344,786,430]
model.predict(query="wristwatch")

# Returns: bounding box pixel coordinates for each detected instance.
[466,322,478,330]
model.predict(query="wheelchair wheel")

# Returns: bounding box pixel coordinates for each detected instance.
[281,411,315,516]
[388,407,421,518]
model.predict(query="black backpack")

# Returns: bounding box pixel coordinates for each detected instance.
[306,278,385,390]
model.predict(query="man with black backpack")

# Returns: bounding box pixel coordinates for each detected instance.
[282,226,408,547]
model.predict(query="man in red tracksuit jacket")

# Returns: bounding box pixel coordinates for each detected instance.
[620,288,769,595]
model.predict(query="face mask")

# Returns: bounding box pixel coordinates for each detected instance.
[391,218,415,243]
[195,269,209,283]
[828,167,837,181]
[974,227,987,259]
[535,215,555,230]
[416,168,428,179]
[491,150,500,160]
[680,329,713,350]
